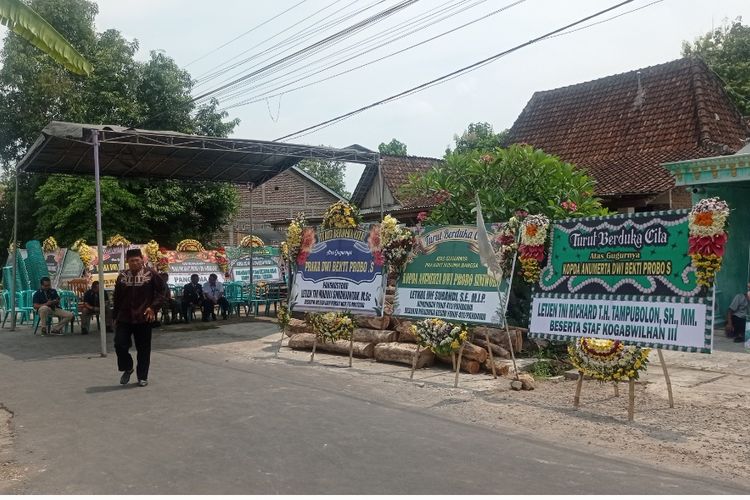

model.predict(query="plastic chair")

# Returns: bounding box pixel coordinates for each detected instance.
[0,290,23,327]
[20,290,36,325]
[246,283,271,316]
[224,283,246,317]
[59,291,79,329]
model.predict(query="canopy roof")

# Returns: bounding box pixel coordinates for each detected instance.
[17,121,379,184]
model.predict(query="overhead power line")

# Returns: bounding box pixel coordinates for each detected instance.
[213,0,490,105]
[214,0,489,105]
[183,0,309,68]
[222,0,525,110]
[193,0,418,100]
[274,0,638,141]
[193,0,366,87]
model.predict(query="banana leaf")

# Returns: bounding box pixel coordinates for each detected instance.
[0,0,92,76]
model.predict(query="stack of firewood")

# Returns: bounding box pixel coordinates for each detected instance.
[284,283,527,376]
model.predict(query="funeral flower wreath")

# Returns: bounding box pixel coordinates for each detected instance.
[411,318,469,357]
[568,337,650,382]
[308,312,356,343]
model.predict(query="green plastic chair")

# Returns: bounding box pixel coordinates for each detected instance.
[59,290,79,326]
[224,282,247,317]
[246,283,272,316]
[0,290,26,327]
[20,290,36,325]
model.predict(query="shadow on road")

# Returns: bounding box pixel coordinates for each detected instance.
[0,319,279,362]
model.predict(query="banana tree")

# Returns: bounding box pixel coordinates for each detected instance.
[0,0,92,75]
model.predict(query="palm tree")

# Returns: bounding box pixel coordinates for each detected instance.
[0,0,92,75]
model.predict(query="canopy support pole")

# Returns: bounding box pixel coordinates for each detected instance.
[10,168,19,331]
[249,183,254,292]
[93,131,107,357]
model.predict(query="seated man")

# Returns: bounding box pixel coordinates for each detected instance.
[159,272,179,324]
[726,282,750,343]
[32,277,74,335]
[202,273,229,321]
[81,280,113,335]
[181,274,203,323]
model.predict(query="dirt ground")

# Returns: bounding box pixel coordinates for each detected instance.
[0,406,24,492]
[228,324,750,487]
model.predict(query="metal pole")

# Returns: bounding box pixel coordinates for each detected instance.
[10,169,19,331]
[249,183,254,288]
[93,131,107,357]
[377,159,384,219]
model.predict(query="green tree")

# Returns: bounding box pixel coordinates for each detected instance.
[0,0,241,252]
[297,158,350,199]
[682,17,750,115]
[0,0,92,75]
[402,144,608,327]
[378,138,408,156]
[403,145,607,224]
[447,122,509,155]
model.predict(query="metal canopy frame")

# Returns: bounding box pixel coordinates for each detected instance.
[11,121,382,356]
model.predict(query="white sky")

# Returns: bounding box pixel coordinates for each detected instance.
[18,1,750,191]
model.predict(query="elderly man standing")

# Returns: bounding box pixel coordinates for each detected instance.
[33,277,74,335]
[113,248,166,387]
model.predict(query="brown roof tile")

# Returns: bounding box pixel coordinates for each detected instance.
[351,154,442,208]
[507,58,749,197]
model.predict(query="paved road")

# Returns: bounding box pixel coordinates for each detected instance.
[0,323,745,494]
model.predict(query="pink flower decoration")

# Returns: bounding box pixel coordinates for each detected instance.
[688,233,728,257]
[373,251,385,267]
[561,200,578,212]
[296,251,310,266]
[417,211,428,223]
[515,209,528,218]
[519,244,545,262]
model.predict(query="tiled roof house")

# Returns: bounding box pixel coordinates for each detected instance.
[350,154,443,222]
[506,57,749,211]
[220,166,345,244]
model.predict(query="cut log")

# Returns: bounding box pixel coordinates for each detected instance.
[471,337,511,359]
[473,326,524,353]
[391,318,416,343]
[288,333,374,358]
[288,318,308,334]
[354,315,391,330]
[374,342,434,368]
[482,358,513,376]
[460,342,488,364]
[436,354,481,374]
[352,328,397,344]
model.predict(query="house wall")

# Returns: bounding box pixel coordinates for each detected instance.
[216,169,340,244]
[360,180,397,211]
[695,182,750,327]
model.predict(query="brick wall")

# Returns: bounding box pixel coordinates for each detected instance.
[216,168,340,245]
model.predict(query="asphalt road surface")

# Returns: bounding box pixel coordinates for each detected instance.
[0,323,746,494]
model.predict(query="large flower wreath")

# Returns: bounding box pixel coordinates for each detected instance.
[688,197,729,288]
[286,212,306,264]
[176,239,205,252]
[308,312,355,343]
[240,235,264,248]
[42,236,59,252]
[411,318,469,356]
[518,214,549,283]
[568,338,650,381]
[106,234,131,247]
[322,201,361,229]
[491,215,522,278]
[72,239,94,269]
[379,214,415,273]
